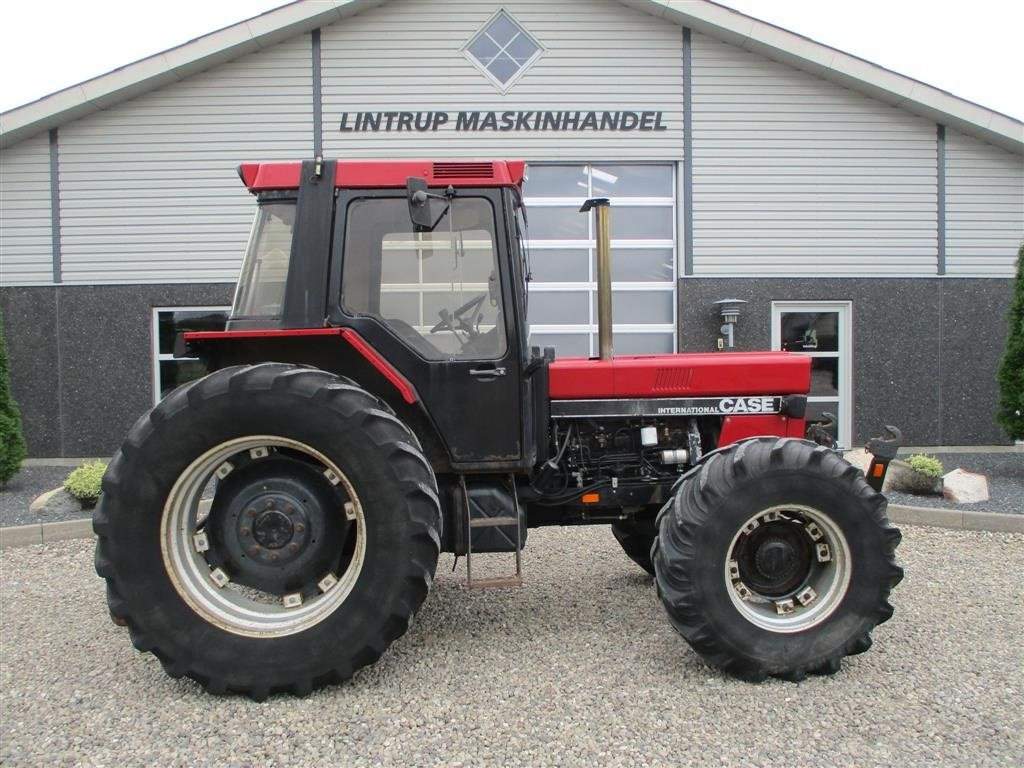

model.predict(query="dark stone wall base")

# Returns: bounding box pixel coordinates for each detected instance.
[0,278,1015,456]
[1,284,234,457]
[678,278,1015,446]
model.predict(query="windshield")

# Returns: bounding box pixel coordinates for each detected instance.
[341,196,507,360]
[232,201,295,318]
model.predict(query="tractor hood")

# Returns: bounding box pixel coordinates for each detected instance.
[548,352,811,399]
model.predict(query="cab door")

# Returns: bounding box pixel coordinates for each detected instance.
[330,189,524,467]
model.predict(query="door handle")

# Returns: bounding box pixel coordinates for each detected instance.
[469,366,506,377]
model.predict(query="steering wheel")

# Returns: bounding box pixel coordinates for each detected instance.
[430,293,487,339]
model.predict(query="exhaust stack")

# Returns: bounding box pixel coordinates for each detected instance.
[580,198,613,360]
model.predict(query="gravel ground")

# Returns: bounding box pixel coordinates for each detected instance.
[0,465,77,526]
[2,525,1022,767]
[886,453,1023,515]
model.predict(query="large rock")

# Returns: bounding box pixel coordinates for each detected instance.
[842,448,872,474]
[30,488,88,517]
[942,468,990,504]
[885,460,941,495]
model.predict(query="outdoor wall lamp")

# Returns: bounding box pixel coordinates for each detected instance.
[713,298,747,349]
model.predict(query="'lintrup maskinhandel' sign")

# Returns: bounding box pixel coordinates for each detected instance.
[339,110,668,132]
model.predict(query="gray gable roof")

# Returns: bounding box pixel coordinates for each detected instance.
[1,0,1021,153]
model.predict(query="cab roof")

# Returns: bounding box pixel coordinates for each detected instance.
[237,159,527,193]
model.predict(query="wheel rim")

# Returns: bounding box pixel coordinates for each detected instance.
[724,504,851,633]
[161,436,366,638]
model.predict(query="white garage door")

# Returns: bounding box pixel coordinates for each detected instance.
[523,164,677,357]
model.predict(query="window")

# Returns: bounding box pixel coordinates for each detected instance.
[523,164,677,357]
[232,201,295,318]
[464,10,543,90]
[341,197,507,360]
[771,302,853,447]
[152,307,230,403]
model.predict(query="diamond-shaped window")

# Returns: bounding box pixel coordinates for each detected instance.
[464,10,543,90]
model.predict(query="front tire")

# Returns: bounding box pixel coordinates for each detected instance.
[654,438,903,681]
[93,364,441,699]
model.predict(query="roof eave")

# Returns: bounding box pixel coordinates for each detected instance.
[0,0,383,149]
[2,0,1021,155]
[633,0,1024,154]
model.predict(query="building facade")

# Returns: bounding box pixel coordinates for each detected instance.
[1,0,1022,457]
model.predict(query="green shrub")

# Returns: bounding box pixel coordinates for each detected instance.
[64,461,108,502]
[996,242,1024,440]
[907,454,943,479]
[0,312,28,486]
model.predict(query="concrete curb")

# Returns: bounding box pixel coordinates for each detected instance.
[0,519,94,550]
[886,505,1024,534]
[1,504,1020,551]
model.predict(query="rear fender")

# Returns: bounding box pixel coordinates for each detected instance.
[718,414,806,447]
[182,332,452,471]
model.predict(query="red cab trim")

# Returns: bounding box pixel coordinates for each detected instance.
[338,329,418,405]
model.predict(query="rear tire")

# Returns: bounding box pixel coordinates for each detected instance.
[93,363,441,699]
[654,438,902,681]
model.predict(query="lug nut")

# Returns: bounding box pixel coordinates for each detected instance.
[284,505,294,515]
[246,508,256,517]
[265,500,274,509]
[248,546,260,557]
[240,527,251,537]
[288,543,300,553]
[294,523,305,533]
[270,552,280,562]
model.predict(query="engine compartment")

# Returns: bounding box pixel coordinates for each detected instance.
[559,416,709,487]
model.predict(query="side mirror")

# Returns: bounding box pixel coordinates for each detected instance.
[407,177,434,232]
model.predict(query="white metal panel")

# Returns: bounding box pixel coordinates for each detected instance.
[57,37,313,285]
[945,129,1024,277]
[0,133,53,286]
[690,33,939,277]
[320,0,684,160]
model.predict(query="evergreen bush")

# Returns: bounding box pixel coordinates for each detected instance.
[0,312,28,486]
[996,242,1024,441]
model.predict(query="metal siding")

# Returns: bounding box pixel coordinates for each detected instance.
[690,33,938,277]
[320,0,684,159]
[0,133,53,286]
[945,129,1024,277]
[57,38,313,285]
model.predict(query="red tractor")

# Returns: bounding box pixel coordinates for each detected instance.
[94,159,902,699]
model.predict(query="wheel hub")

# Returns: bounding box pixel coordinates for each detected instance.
[754,538,799,583]
[736,519,812,598]
[205,454,349,595]
[161,434,369,639]
[252,508,294,549]
[725,505,852,633]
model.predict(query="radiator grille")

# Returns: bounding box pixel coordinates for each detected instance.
[652,367,693,392]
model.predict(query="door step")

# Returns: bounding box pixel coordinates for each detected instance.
[468,575,522,589]
[461,475,523,589]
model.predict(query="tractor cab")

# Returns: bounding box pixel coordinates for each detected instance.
[189,159,542,471]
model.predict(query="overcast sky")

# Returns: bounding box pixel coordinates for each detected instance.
[1,0,1021,120]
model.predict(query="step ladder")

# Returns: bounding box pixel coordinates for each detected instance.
[461,474,523,589]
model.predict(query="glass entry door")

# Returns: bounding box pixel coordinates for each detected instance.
[771,302,852,447]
